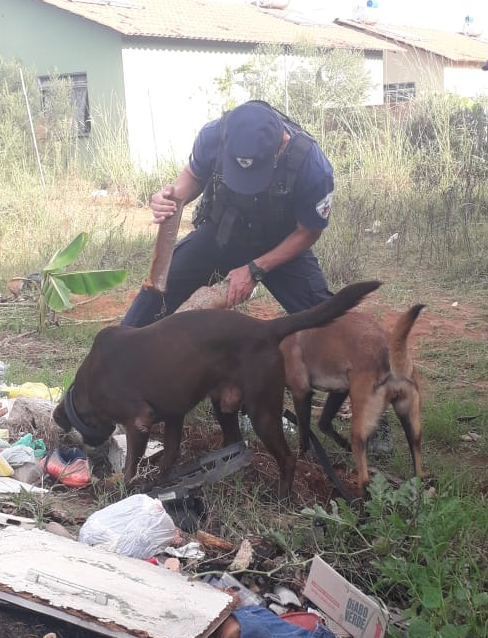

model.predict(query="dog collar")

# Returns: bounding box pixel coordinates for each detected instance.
[64,383,111,445]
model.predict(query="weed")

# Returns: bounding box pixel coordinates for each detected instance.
[2,491,51,527]
[302,475,488,637]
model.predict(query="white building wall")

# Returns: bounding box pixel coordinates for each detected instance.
[122,47,250,170]
[444,65,488,97]
[122,46,385,169]
[365,56,384,105]
[384,50,444,94]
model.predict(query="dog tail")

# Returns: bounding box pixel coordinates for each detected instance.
[269,280,381,342]
[389,304,425,377]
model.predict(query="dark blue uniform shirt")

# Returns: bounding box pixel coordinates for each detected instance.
[189,118,334,230]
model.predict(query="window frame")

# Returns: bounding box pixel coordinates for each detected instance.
[38,71,91,138]
[383,81,416,104]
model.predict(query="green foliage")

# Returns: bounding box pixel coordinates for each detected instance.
[38,232,127,331]
[0,56,41,178]
[222,44,372,147]
[422,398,487,448]
[5,490,52,527]
[302,475,488,637]
[0,57,84,180]
[405,94,488,184]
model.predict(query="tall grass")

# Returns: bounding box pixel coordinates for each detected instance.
[2,54,488,289]
[314,95,488,286]
[0,58,183,292]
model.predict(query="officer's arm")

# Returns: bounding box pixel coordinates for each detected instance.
[224,224,321,307]
[252,224,322,274]
[172,164,205,205]
[150,164,204,223]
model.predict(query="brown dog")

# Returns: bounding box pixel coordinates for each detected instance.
[53,280,380,498]
[280,304,425,495]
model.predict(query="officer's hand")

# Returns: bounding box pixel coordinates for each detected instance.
[150,185,178,224]
[226,266,256,308]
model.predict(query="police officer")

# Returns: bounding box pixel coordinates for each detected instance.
[122,100,334,327]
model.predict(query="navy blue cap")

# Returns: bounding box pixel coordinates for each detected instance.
[483,58,488,70]
[222,101,283,195]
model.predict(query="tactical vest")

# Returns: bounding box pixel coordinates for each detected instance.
[193,101,313,252]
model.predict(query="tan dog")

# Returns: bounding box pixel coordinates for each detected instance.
[280,304,425,495]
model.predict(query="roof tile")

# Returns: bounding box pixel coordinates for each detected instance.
[34,0,403,50]
[335,19,488,64]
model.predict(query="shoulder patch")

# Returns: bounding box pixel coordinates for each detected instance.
[315,192,333,220]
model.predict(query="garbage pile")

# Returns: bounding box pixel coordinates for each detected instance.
[0,368,390,638]
[0,377,92,493]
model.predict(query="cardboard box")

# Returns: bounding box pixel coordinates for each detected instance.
[303,555,389,638]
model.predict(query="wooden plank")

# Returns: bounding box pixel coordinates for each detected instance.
[0,527,235,638]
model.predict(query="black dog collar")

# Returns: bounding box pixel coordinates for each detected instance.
[64,383,114,446]
[64,383,94,440]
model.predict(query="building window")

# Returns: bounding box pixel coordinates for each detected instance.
[384,82,416,103]
[38,72,91,137]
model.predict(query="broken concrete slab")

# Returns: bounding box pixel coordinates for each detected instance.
[0,477,48,493]
[0,526,235,638]
[0,512,37,530]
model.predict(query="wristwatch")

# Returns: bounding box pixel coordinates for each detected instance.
[248,261,266,283]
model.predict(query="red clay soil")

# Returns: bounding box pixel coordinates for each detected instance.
[64,287,487,347]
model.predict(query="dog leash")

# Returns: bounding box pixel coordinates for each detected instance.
[283,409,353,503]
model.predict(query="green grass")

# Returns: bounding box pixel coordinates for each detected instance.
[2,322,104,388]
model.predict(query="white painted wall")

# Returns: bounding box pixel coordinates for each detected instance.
[384,50,444,94]
[122,46,385,170]
[122,47,250,170]
[444,65,488,97]
[365,56,384,104]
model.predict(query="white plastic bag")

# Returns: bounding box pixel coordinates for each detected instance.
[78,494,176,559]
[2,445,36,467]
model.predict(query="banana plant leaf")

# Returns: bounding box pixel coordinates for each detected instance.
[42,232,88,274]
[42,276,74,312]
[55,270,128,296]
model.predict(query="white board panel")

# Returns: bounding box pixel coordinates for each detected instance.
[0,526,234,638]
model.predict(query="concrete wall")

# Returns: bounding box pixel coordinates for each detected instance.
[444,66,488,97]
[122,44,251,168]
[0,0,126,147]
[384,49,444,96]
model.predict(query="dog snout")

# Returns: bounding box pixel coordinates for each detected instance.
[81,429,113,448]
[53,401,72,433]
